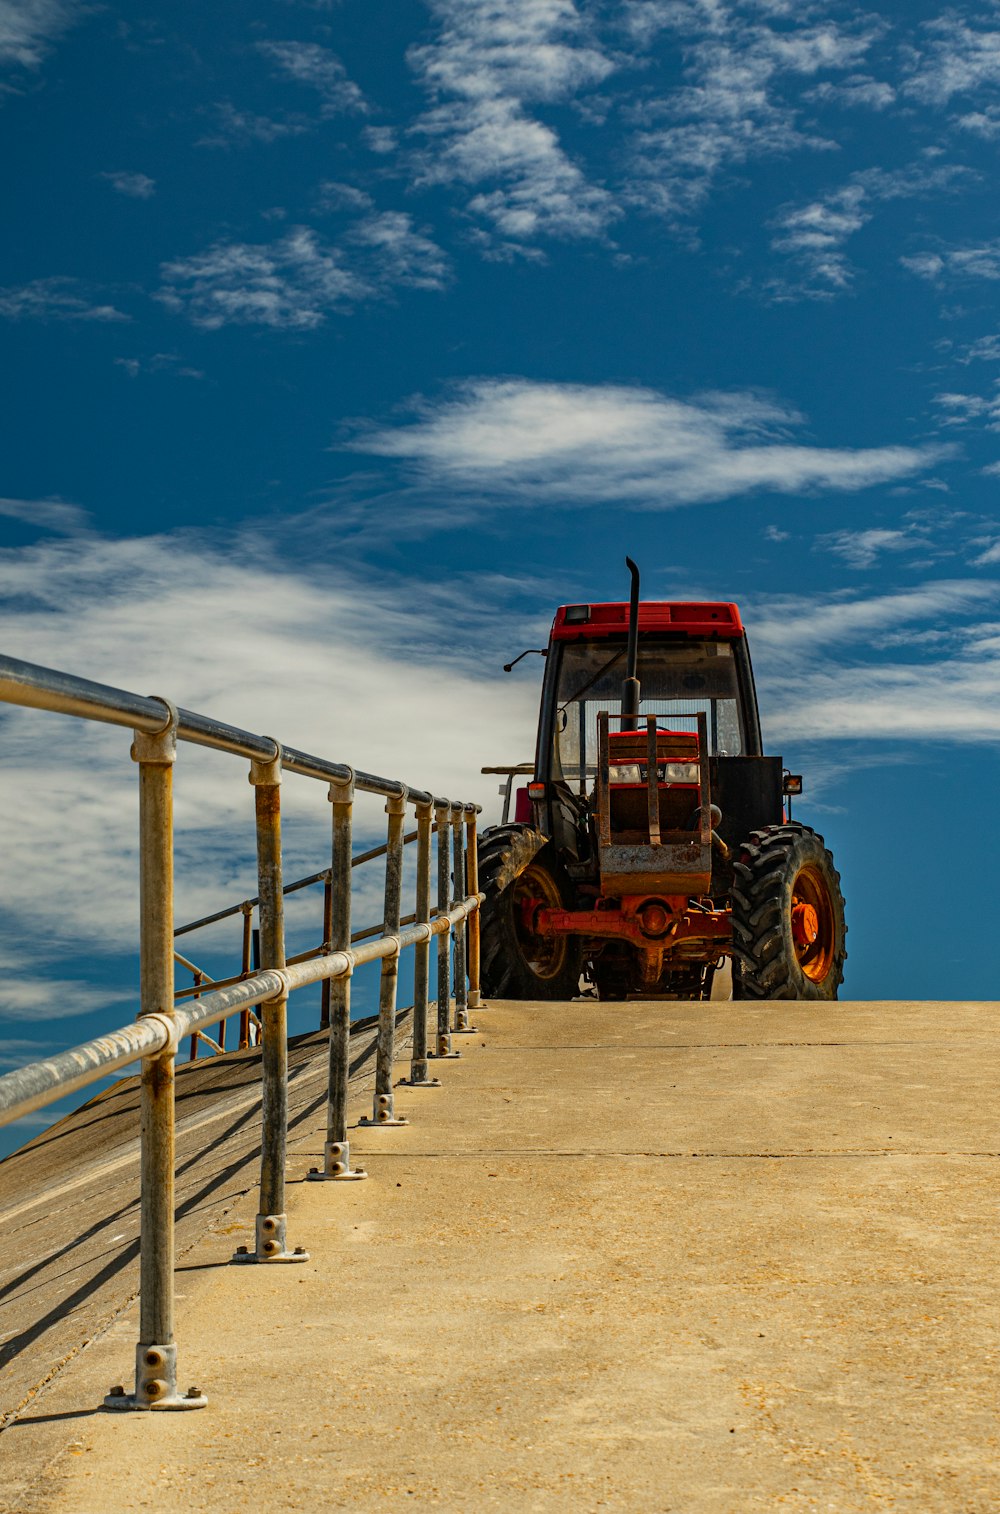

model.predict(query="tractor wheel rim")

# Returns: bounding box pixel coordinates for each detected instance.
[512,863,568,981]
[790,863,837,983]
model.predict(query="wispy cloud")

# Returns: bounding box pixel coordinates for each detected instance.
[0,0,80,71]
[258,39,367,116]
[100,169,155,199]
[623,5,879,224]
[901,241,1000,283]
[769,164,972,300]
[0,276,128,322]
[904,9,1000,107]
[158,216,449,329]
[933,383,1000,431]
[0,495,90,535]
[349,378,949,510]
[113,352,206,381]
[0,980,134,1021]
[817,526,929,570]
[408,0,618,252]
[197,100,311,148]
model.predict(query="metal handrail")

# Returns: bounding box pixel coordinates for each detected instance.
[0,653,485,1415]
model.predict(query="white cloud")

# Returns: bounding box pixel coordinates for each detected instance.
[749,581,996,655]
[100,170,155,199]
[818,527,926,570]
[350,378,948,509]
[316,180,374,213]
[257,40,367,115]
[0,530,538,960]
[408,0,618,249]
[747,580,1000,747]
[933,383,1000,430]
[904,11,1000,106]
[113,352,206,381]
[0,980,134,1020]
[769,164,971,299]
[624,6,879,222]
[0,495,90,534]
[157,218,449,329]
[0,0,79,70]
[805,73,895,111]
[197,101,311,148]
[902,240,1000,286]
[0,277,128,322]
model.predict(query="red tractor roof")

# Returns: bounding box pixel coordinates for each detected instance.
[550,601,745,641]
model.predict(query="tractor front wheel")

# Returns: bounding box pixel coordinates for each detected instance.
[478,827,581,1000]
[731,824,847,1000]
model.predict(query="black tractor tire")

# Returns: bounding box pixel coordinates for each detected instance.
[478,825,581,1000]
[731,824,847,1001]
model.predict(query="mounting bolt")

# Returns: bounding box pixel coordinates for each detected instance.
[110,1386,125,1398]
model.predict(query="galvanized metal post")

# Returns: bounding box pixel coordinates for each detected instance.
[361,790,408,1125]
[400,799,440,1088]
[452,804,475,1034]
[106,704,206,1412]
[309,772,365,1180]
[234,746,307,1264]
[319,873,333,1030]
[430,801,459,1060]
[464,809,485,1012]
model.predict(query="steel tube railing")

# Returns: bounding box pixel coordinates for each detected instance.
[451,806,473,1035]
[364,793,407,1127]
[0,652,482,1414]
[404,800,437,1087]
[432,802,457,1061]
[0,902,481,1130]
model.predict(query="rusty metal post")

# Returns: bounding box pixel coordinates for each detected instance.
[360,790,408,1125]
[106,705,206,1412]
[233,746,307,1264]
[430,802,458,1059]
[319,873,333,1030]
[309,772,365,1180]
[399,799,440,1088]
[464,809,485,1012]
[452,805,475,1034]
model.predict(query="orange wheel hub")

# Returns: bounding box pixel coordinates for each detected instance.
[790,864,837,983]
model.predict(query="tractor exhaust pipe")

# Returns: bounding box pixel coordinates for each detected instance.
[622,556,641,732]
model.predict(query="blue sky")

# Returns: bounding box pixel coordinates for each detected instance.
[3,0,1000,1150]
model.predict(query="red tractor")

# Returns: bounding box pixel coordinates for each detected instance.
[480,561,846,1001]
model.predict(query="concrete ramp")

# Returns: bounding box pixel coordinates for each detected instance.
[2,998,998,1513]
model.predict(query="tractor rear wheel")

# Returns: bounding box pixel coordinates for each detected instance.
[731,824,846,1000]
[478,827,581,1000]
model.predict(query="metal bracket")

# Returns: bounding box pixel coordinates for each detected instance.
[429,1031,461,1060]
[328,767,355,805]
[308,1139,368,1181]
[130,699,178,765]
[385,788,408,818]
[249,740,282,787]
[232,1213,309,1264]
[104,1343,206,1412]
[139,1010,182,1060]
[358,1090,408,1126]
[398,1062,441,1087]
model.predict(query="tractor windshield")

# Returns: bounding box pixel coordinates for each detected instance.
[551,638,745,792]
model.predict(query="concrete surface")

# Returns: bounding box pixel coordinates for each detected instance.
[1,998,998,1513]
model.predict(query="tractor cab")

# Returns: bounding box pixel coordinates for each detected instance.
[531,600,771,875]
